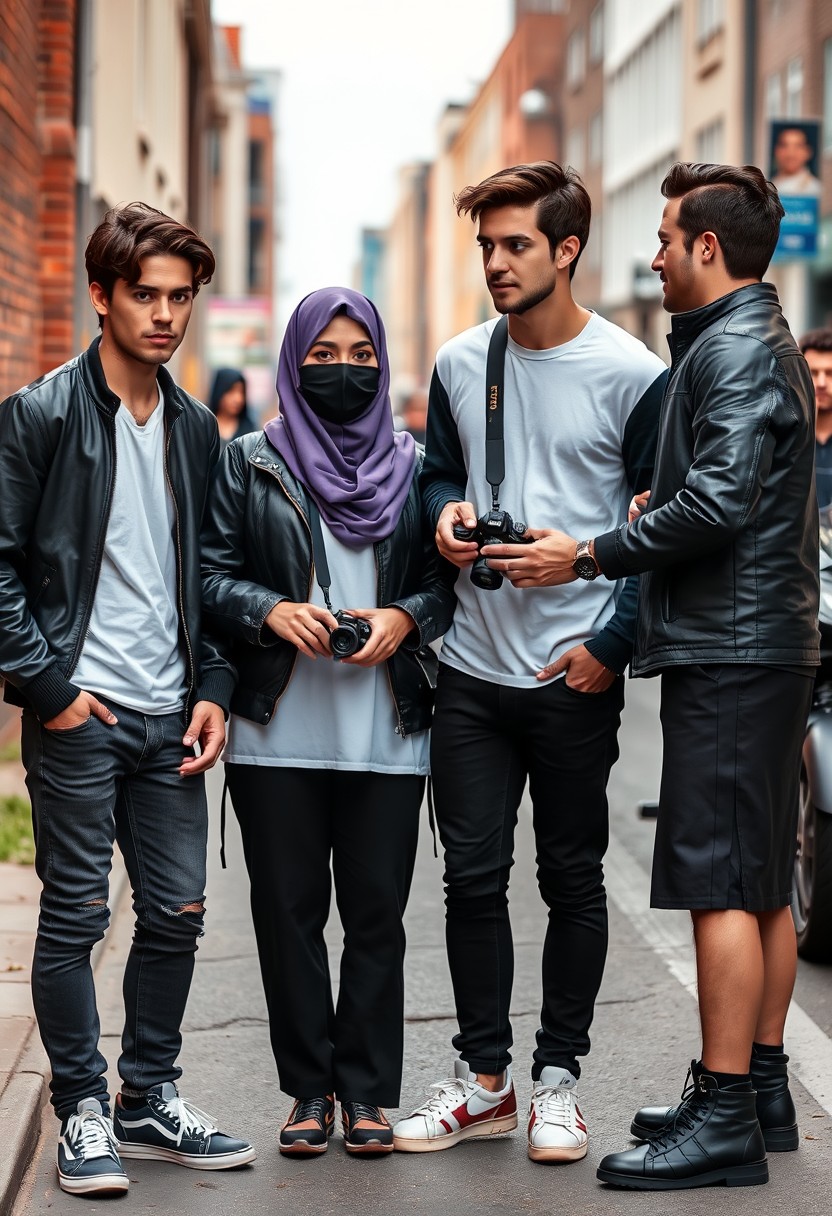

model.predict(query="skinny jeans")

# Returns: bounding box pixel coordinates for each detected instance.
[431,665,624,1080]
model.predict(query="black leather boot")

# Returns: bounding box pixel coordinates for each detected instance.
[598,1073,768,1190]
[631,1050,798,1152]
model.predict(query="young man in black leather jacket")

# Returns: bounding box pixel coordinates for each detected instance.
[511,162,818,1190]
[0,203,253,1196]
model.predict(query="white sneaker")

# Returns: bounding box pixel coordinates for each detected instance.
[527,1067,588,1163]
[393,1059,518,1152]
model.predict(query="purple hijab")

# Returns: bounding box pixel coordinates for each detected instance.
[264,287,415,546]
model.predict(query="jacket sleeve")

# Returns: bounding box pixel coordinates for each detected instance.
[584,369,667,673]
[0,392,82,719]
[419,365,468,531]
[193,423,238,711]
[389,459,457,648]
[200,441,287,648]
[594,336,781,580]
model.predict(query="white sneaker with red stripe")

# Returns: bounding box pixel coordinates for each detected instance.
[393,1060,517,1152]
[527,1067,588,1162]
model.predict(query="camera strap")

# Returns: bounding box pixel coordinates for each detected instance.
[306,498,335,613]
[485,315,509,509]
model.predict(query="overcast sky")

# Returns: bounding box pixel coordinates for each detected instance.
[212,0,512,321]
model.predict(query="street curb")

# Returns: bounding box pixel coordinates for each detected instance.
[0,857,129,1215]
[0,1070,44,1216]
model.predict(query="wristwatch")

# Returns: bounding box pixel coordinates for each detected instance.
[573,539,600,581]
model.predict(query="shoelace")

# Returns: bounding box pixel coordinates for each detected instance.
[156,1094,217,1146]
[410,1078,469,1117]
[66,1110,120,1161]
[532,1085,575,1127]
[651,1089,710,1151]
[291,1096,331,1125]
[345,1102,386,1126]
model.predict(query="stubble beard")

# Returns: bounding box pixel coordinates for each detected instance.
[492,279,556,316]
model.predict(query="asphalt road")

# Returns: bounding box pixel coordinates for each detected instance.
[13,677,832,1215]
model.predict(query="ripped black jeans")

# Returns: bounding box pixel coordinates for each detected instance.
[22,702,208,1121]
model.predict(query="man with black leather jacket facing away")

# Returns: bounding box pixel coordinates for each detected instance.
[494,162,819,1190]
[0,203,253,1196]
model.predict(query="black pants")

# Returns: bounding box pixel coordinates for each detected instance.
[226,765,423,1106]
[431,666,625,1080]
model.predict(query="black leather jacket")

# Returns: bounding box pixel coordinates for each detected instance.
[200,432,456,735]
[595,284,820,675]
[0,338,235,719]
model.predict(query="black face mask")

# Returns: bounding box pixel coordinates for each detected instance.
[298,364,380,424]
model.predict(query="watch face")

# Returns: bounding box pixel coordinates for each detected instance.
[574,556,599,581]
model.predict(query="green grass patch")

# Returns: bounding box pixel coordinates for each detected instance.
[0,795,34,864]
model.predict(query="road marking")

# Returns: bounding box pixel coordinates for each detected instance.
[605,828,832,1118]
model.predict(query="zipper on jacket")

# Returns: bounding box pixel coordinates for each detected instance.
[373,545,407,737]
[163,414,196,710]
[67,414,118,676]
[251,454,315,717]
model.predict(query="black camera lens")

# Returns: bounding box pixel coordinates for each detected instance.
[470,554,503,590]
[329,612,371,659]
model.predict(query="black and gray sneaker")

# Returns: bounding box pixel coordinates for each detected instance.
[113,1082,255,1169]
[57,1098,129,1195]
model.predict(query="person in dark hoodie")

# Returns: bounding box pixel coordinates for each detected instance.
[201,288,455,1158]
[207,367,256,446]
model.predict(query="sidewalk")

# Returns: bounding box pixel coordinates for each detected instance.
[0,711,43,1216]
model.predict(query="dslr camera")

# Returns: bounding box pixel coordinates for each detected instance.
[453,509,534,590]
[328,610,372,659]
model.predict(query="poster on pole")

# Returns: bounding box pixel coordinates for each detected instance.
[769,118,821,261]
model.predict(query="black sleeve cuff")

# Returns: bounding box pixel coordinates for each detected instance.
[23,664,81,721]
[594,528,630,580]
[584,630,632,675]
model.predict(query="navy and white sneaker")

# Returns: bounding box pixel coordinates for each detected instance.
[113,1082,256,1169]
[57,1097,129,1195]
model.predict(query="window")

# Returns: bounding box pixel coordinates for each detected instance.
[825,39,832,151]
[567,29,586,88]
[696,0,724,45]
[589,110,603,166]
[765,71,782,119]
[785,57,803,117]
[695,117,724,162]
[589,3,604,65]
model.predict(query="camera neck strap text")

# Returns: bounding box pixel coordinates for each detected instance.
[485,315,509,510]
[306,498,335,613]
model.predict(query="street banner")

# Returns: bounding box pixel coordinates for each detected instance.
[769,118,822,262]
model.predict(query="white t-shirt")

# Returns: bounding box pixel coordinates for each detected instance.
[223,516,430,774]
[73,391,187,713]
[435,312,666,688]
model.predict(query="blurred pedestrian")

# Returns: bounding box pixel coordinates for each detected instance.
[201,287,455,1157]
[392,162,667,1164]
[207,366,256,446]
[399,387,428,443]
[0,203,254,1196]
[799,328,832,509]
[531,163,818,1190]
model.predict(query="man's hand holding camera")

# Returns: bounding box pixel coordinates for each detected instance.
[436,501,480,567]
[482,528,590,588]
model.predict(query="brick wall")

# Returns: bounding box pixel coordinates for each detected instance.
[0,0,76,400]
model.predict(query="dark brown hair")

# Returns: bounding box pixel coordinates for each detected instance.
[800,328,832,355]
[661,162,784,280]
[455,162,591,279]
[85,202,215,300]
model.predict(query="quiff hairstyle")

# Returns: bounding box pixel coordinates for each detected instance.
[800,328,832,355]
[661,162,784,281]
[455,162,591,279]
[85,202,215,324]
